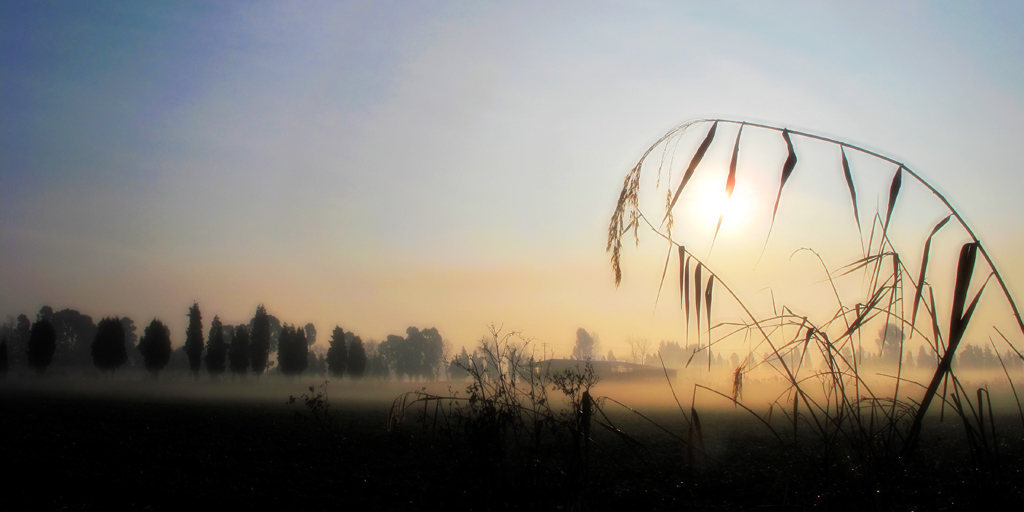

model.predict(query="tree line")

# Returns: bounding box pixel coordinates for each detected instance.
[0,303,449,381]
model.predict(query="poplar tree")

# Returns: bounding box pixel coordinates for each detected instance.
[326,326,348,377]
[229,324,250,376]
[205,315,227,376]
[250,304,271,377]
[277,323,308,376]
[348,335,367,379]
[184,302,204,380]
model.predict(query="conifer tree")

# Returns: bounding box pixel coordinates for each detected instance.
[348,335,367,379]
[205,315,228,376]
[326,326,348,377]
[184,302,204,379]
[229,324,250,376]
[250,304,271,377]
[277,323,308,376]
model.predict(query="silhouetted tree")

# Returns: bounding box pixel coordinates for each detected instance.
[250,304,271,377]
[120,317,140,367]
[381,333,418,380]
[36,306,53,322]
[419,327,444,380]
[326,326,348,377]
[571,328,597,360]
[184,302,204,379]
[138,319,172,378]
[268,314,282,352]
[229,324,250,376]
[277,323,308,376]
[253,314,283,353]
[50,308,97,367]
[307,346,327,376]
[205,315,228,377]
[304,323,316,347]
[91,317,127,373]
[9,314,30,368]
[875,323,904,365]
[27,318,57,375]
[348,335,367,379]
[447,347,471,380]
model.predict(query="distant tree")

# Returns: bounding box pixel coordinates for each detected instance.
[11,314,30,367]
[205,315,228,377]
[27,318,57,375]
[348,335,367,379]
[304,323,317,347]
[419,327,444,380]
[253,314,283,353]
[91,317,127,373]
[50,308,98,367]
[625,336,650,365]
[268,314,282,353]
[875,323,904,364]
[138,319,172,378]
[307,346,327,376]
[326,326,348,377]
[184,302,204,380]
[37,306,53,323]
[447,347,471,380]
[120,317,140,367]
[368,353,389,380]
[250,304,271,377]
[229,324,250,376]
[277,323,308,376]
[571,328,597,360]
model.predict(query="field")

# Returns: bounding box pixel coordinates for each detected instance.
[3,374,1023,511]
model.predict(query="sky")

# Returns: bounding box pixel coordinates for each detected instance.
[3,1,1024,357]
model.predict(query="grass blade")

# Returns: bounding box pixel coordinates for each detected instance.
[911,215,952,334]
[691,406,705,450]
[771,129,798,225]
[949,243,979,342]
[763,128,798,256]
[705,275,715,365]
[653,245,673,314]
[695,263,703,348]
[905,242,980,456]
[665,121,718,224]
[678,245,686,309]
[684,254,691,336]
[883,166,903,235]
[712,124,744,250]
[841,146,861,232]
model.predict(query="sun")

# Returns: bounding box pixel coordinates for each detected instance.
[695,183,752,232]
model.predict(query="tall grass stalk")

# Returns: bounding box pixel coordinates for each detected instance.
[608,118,1024,466]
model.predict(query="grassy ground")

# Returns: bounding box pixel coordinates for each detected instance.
[2,378,1022,511]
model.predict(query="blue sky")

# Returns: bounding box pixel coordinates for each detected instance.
[3,1,1023,355]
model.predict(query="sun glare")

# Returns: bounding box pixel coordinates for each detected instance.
[694,180,752,232]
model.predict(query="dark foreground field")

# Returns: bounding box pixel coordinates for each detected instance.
[3,379,1023,511]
